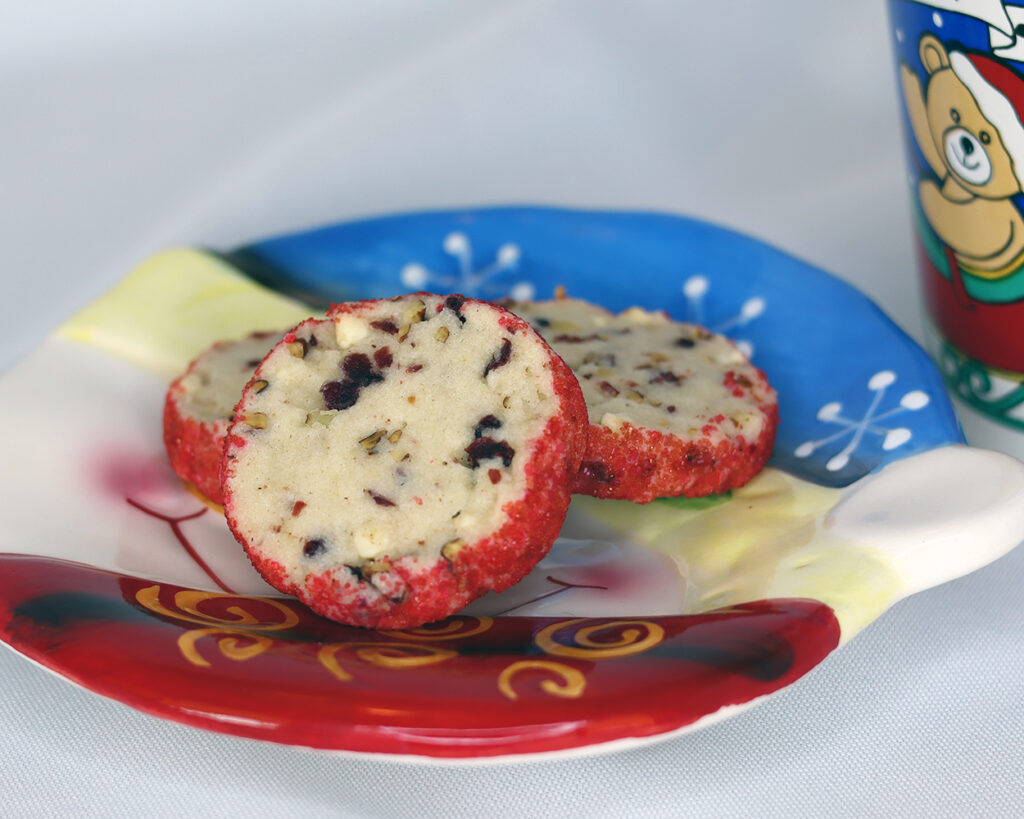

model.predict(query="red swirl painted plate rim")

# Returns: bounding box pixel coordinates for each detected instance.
[0,552,840,760]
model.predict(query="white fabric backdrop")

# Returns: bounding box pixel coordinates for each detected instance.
[2,2,1022,816]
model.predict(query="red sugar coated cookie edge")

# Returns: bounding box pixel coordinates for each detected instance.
[163,378,230,508]
[572,399,779,504]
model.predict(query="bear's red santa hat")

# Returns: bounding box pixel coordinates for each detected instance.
[950,49,1024,188]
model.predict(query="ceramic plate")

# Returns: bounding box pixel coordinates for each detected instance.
[1,207,1022,762]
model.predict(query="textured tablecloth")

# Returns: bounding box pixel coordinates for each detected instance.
[2,2,1022,816]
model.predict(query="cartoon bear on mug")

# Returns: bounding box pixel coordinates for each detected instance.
[900,34,1024,301]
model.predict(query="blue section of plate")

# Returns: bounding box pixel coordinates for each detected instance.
[224,206,963,487]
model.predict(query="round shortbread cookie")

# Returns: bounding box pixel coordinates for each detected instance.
[505,297,778,503]
[163,330,285,505]
[222,294,588,629]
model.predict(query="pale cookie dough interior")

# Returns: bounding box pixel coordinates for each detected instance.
[227,297,560,581]
[176,331,283,423]
[507,298,773,446]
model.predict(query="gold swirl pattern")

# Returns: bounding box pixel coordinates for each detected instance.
[135,585,300,667]
[135,586,299,630]
[136,585,667,699]
[379,615,494,641]
[498,660,586,701]
[317,642,457,682]
[536,618,665,660]
[177,629,275,668]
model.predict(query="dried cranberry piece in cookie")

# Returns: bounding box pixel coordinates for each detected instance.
[162,330,286,505]
[222,294,588,629]
[506,296,778,503]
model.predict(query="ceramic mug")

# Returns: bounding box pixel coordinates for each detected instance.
[888,1,1024,457]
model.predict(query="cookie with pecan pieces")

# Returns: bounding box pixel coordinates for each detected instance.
[506,297,778,503]
[163,330,286,505]
[222,294,588,629]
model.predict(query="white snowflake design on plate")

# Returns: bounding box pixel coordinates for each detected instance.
[681,274,765,357]
[795,370,931,472]
[400,231,535,300]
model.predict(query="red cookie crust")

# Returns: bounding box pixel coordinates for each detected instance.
[223,296,588,629]
[163,331,281,505]
[574,401,779,502]
[162,396,229,506]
